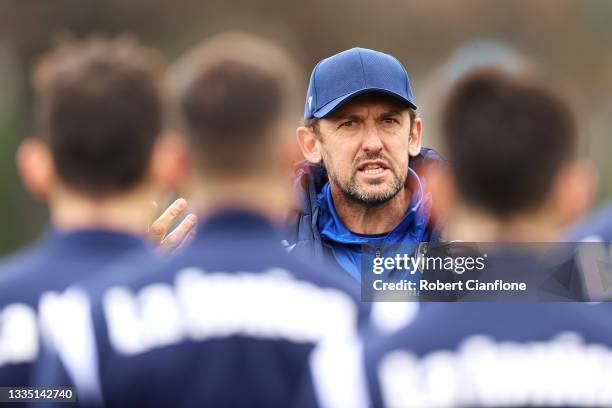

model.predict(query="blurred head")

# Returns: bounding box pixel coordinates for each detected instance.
[297,48,422,207]
[439,67,594,231]
[168,32,302,183]
[19,36,182,202]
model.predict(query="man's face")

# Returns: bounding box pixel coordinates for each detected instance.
[315,93,418,206]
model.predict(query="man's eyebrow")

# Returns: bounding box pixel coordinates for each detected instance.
[378,109,403,118]
[329,112,361,121]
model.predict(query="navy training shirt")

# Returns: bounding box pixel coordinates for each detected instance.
[356,248,612,407]
[0,229,148,388]
[39,209,369,408]
[362,301,612,407]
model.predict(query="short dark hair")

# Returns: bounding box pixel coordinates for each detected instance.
[442,67,577,217]
[169,32,302,177]
[33,36,164,197]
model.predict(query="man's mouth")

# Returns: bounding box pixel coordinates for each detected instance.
[357,161,389,176]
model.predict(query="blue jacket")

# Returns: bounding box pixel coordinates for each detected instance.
[287,147,445,279]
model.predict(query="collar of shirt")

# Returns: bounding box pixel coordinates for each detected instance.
[46,228,148,254]
[0,227,149,304]
[195,208,282,243]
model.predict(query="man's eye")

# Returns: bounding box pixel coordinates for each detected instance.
[341,120,355,128]
[383,118,399,125]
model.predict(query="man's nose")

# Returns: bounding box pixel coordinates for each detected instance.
[362,122,384,153]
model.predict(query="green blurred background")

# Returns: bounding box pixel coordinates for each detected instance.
[1,0,611,255]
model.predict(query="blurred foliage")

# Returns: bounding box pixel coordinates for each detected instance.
[0,0,611,255]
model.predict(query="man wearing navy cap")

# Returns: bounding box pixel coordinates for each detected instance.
[290,48,443,282]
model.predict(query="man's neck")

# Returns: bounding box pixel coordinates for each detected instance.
[330,184,412,235]
[188,174,290,224]
[446,205,561,242]
[50,185,155,236]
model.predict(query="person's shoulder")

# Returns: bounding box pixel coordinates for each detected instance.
[0,238,56,303]
[0,233,53,275]
[0,247,40,282]
[409,147,446,176]
[77,245,163,299]
[284,252,360,298]
[564,201,612,241]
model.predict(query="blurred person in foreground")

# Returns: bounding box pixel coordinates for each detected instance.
[38,33,367,408]
[287,47,444,283]
[0,37,187,387]
[352,69,612,407]
[434,69,594,243]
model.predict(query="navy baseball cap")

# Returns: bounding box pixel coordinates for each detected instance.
[303,47,417,120]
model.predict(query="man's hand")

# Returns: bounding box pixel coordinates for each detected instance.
[148,198,198,254]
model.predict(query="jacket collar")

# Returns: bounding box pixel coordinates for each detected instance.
[317,167,428,245]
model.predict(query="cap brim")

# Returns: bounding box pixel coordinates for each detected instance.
[312,88,417,119]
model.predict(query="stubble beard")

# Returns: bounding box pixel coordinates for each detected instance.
[325,155,407,208]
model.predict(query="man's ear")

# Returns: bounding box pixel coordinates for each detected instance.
[550,160,597,227]
[149,131,189,191]
[408,116,423,157]
[296,126,322,164]
[16,137,55,200]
